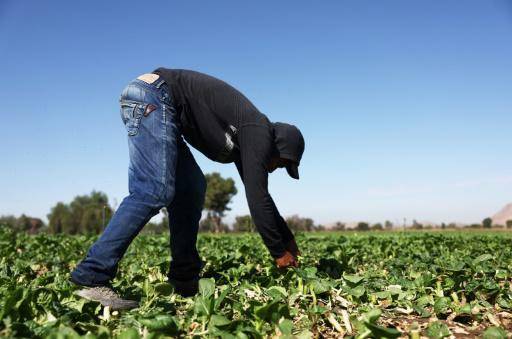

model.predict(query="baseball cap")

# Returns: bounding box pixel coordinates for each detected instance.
[272,122,305,180]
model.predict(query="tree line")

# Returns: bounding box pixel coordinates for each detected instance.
[1,172,510,234]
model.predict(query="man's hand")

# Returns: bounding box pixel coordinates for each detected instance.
[275,251,298,269]
[285,238,301,258]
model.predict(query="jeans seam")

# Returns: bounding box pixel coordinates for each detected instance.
[158,102,168,204]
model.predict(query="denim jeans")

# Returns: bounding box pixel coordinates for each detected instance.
[71,75,206,286]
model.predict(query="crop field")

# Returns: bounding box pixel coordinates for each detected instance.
[1,227,512,338]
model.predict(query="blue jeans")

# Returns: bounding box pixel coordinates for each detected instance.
[71,75,206,286]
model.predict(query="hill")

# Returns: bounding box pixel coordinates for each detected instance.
[492,203,512,226]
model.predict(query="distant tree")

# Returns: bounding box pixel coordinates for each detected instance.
[200,213,230,233]
[47,190,113,234]
[316,224,326,231]
[356,222,369,231]
[47,202,73,234]
[204,172,237,233]
[0,215,17,228]
[0,214,44,233]
[233,215,255,232]
[447,223,457,229]
[506,220,512,229]
[412,219,423,230]
[371,223,383,231]
[332,221,346,231]
[384,220,393,230]
[467,223,481,229]
[285,214,316,232]
[441,222,446,230]
[71,190,113,233]
[482,217,492,229]
[15,214,44,234]
[199,215,213,232]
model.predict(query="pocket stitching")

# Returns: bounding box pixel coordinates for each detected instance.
[120,100,149,136]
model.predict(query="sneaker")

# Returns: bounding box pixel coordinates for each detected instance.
[168,277,199,297]
[74,286,139,310]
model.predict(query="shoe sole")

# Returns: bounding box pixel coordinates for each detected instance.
[74,290,139,310]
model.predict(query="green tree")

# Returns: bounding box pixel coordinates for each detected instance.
[47,202,73,234]
[466,223,481,229]
[47,190,113,234]
[233,215,255,232]
[506,220,512,229]
[200,212,230,233]
[0,215,17,228]
[204,172,237,233]
[285,214,316,232]
[371,223,383,231]
[15,214,44,234]
[482,217,493,229]
[70,190,112,234]
[0,214,44,233]
[356,222,369,231]
[332,221,345,231]
[412,219,423,230]
[384,220,393,230]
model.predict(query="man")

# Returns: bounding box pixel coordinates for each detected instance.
[70,68,305,309]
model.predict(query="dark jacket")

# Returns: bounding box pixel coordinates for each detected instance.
[151,68,296,257]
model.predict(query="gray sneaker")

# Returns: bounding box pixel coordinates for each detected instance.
[74,286,139,310]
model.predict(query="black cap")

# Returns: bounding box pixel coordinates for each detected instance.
[272,122,305,180]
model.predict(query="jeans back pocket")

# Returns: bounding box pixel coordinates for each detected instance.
[120,100,146,136]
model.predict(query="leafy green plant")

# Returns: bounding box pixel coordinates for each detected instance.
[1,226,511,337]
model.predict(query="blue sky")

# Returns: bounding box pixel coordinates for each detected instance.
[1,0,511,226]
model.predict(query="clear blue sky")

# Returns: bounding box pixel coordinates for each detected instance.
[1,0,511,226]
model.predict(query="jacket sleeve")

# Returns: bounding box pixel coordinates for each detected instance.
[269,194,295,244]
[234,123,287,258]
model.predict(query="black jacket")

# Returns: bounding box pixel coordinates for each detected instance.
[152,68,294,257]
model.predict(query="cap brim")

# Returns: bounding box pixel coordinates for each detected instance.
[286,163,300,180]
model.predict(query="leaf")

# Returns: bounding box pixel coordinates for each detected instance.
[139,315,179,333]
[375,291,391,299]
[278,318,293,335]
[154,282,173,295]
[343,274,364,285]
[199,278,215,299]
[194,296,215,316]
[116,328,141,339]
[412,305,431,318]
[214,285,231,310]
[365,322,401,338]
[364,308,382,324]
[209,314,231,327]
[434,297,451,315]
[254,300,290,323]
[346,285,365,298]
[472,254,493,266]
[426,321,451,338]
[482,326,507,339]
[266,286,287,300]
[309,279,332,295]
